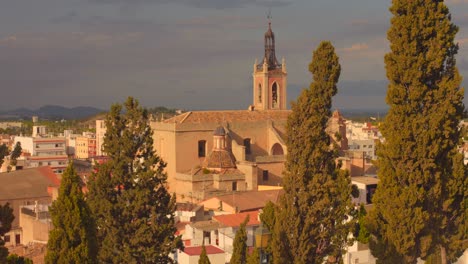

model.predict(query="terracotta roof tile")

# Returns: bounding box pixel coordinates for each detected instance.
[183,245,224,256]
[163,110,290,124]
[213,211,260,227]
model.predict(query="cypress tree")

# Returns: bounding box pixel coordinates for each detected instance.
[230,215,249,264]
[272,41,355,264]
[45,162,97,264]
[246,248,260,264]
[198,244,211,264]
[0,203,14,263]
[87,97,182,263]
[367,1,467,263]
[0,144,8,168]
[10,142,21,167]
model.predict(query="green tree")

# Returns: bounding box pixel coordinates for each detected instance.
[0,144,8,168]
[246,248,260,264]
[6,254,33,264]
[272,41,355,264]
[87,97,182,263]
[198,244,211,264]
[10,142,22,167]
[45,162,97,264]
[367,1,467,263]
[230,215,249,264]
[0,203,14,263]
[354,204,369,244]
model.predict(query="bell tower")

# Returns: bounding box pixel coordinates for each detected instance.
[252,18,287,110]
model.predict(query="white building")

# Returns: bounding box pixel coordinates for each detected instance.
[96,119,106,156]
[14,136,68,174]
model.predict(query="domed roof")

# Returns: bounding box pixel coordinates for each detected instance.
[213,126,225,136]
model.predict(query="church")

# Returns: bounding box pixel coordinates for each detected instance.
[151,21,347,202]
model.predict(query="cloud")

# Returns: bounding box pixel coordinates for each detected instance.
[89,0,292,9]
[342,43,369,52]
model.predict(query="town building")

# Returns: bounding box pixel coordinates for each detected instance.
[95,119,106,156]
[14,135,68,174]
[75,132,97,159]
[0,167,59,248]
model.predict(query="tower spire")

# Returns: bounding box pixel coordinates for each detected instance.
[264,10,279,70]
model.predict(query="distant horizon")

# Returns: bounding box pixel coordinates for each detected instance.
[1,1,467,113]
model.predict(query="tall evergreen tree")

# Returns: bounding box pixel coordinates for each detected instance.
[198,244,211,264]
[9,142,21,167]
[367,1,467,263]
[0,203,14,263]
[87,97,182,263]
[0,144,8,168]
[45,162,97,264]
[230,215,249,264]
[272,41,355,264]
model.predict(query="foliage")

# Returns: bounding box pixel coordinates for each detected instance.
[272,41,355,264]
[0,203,14,263]
[198,244,211,264]
[367,1,467,263]
[6,254,33,264]
[45,162,97,264]
[0,144,8,168]
[354,204,369,244]
[246,248,260,264]
[230,215,249,264]
[10,142,21,167]
[87,97,182,263]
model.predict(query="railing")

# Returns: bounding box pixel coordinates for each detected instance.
[255,155,285,163]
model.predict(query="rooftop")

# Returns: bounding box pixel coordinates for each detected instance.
[183,245,225,256]
[202,189,283,212]
[162,110,290,124]
[213,211,260,227]
[351,176,379,185]
[0,167,59,200]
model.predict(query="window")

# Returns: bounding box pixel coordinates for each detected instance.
[38,162,43,166]
[262,170,269,182]
[363,145,367,148]
[244,138,251,155]
[272,82,278,108]
[4,235,10,243]
[198,140,206,157]
[232,181,237,191]
[258,84,262,103]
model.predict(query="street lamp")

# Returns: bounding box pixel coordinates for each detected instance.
[255,224,271,263]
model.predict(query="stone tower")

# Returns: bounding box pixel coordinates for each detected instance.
[252,19,287,110]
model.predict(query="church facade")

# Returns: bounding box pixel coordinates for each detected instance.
[151,21,347,202]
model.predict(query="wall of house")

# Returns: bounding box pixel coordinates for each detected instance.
[20,213,52,245]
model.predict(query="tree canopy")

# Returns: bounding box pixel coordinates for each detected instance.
[272,41,355,264]
[87,97,182,263]
[367,1,467,263]
[45,162,97,264]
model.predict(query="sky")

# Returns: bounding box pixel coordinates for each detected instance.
[1,0,468,112]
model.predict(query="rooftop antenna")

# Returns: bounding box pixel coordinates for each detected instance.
[267,7,272,25]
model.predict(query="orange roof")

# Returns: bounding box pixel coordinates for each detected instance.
[213,211,260,227]
[183,245,224,256]
[202,189,283,212]
[163,110,290,124]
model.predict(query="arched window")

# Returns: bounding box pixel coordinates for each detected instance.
[272,82,278,108]
[198,140,206,157]
[271,143,284,155]
[244,138,251,155]
[258,84,262,103]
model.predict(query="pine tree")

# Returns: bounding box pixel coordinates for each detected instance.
[272,41,355,264]
[230,215,249,264]
[45,162,97,264]
[87,97,182,263]
[198,244,211,264]
[367,1,467,263]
